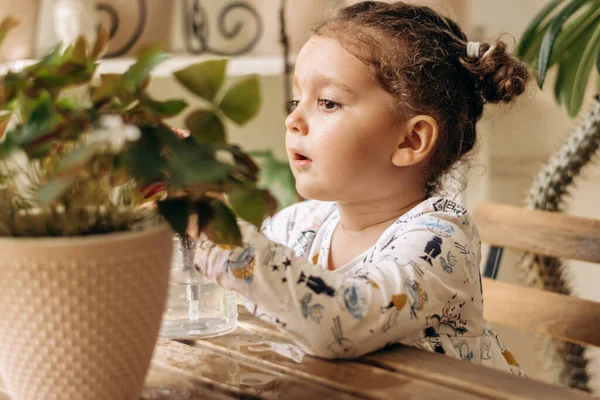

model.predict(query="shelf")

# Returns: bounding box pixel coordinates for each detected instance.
[0,54,290,78]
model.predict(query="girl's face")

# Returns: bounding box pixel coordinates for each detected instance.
[286,36,409,202]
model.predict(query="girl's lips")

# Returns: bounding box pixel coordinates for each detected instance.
[289,148,312,169]
[292,159,312,169]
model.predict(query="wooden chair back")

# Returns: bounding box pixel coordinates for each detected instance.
[474,202,600,348]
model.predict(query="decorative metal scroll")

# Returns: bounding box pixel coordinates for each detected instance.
[183,0,263,56]
[96,0,148,58]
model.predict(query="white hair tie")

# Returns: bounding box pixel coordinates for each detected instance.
[466,41,496,59]
[466,41,480,58]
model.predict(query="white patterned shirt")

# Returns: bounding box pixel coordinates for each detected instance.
[196,197,524,376]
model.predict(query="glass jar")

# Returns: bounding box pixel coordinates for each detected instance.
[160,235,238,339]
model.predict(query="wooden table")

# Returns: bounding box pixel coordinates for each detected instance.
[0,306,593,399]
[139,307,593,400]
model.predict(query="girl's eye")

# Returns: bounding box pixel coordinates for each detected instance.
[288,100,299,113]
[318,99,340,111]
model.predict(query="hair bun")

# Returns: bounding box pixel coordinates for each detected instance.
[462,41,529,104]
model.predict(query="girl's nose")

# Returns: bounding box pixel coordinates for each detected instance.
[285,105,308,136]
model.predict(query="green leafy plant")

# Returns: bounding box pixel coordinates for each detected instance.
[250,150,297,209]
[517,0,600,117]
[0,19,275,244]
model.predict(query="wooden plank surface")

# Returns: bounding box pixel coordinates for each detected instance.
[474,202,600,263]
[142,367,240,400]
[151,338,363,399]
[482,278,600,347]
[363,345,593,400]
[234,308,592,400]
[193,318,486,399]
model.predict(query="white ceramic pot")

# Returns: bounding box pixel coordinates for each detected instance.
[0,225,173,400]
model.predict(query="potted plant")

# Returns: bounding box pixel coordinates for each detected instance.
[515,0,600,392]
[0,18,271,400]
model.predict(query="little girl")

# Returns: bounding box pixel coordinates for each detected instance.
[195,0,528,376]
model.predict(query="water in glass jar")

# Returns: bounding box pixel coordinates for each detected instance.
[159,235,238,339]
[160,281,237,338]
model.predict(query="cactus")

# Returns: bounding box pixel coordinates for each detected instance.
[518,98,600,392]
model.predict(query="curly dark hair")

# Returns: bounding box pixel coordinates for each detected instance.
[313,1,530,196]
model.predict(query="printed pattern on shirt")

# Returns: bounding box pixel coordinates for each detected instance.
[197,197,525,377]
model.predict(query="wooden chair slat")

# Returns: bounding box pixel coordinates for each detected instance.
[482,278,600,347]
[475,202,600,263]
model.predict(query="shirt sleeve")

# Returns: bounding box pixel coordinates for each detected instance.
[196,214,478,359]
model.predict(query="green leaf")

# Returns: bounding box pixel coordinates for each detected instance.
[194,198,215,234]
[0,113,12,141]
[185,110,226,145]
[559,27,590,115]
[34,60,97,90]
[537,0,588,88]
[3,71,30,105]
[227,188,268,228]
[26,43,62,75]
[567,21,600,116]
[123,44,168,88]
[92,25,109,60]
[56,97,79,111]
[91,73,124,105]
[0,17,19,53]
[125,127,166,185]
[548,5,600,68]
[157,198,192,236]
[209,200,242,246]
[139,94,188,117]
[596,38,600,74]
[174,59,227,102]
[554,56,568,105]
[18,92,63,146]
[39,176,76,205]
[71,36,88,64]
[517,0,564,58]
[168,156,232,187]
[251,150,297,208]
[523,22,552,68]
[218,75,261,125]
[153,125,232,186]
[229,144,259,179]
[0,129,18,160]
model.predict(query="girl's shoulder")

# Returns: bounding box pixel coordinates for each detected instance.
[395,197,476,233]
[375,197,480,257]
[261,200,337,246]
[366,197,481,288]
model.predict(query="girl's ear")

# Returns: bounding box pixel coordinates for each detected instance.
[391,115,438,167]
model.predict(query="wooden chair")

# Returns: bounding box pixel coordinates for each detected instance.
[474,202,600,348]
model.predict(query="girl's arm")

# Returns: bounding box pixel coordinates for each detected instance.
[197,216,477,359]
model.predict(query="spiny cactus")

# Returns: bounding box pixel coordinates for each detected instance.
[518,98,600,392]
